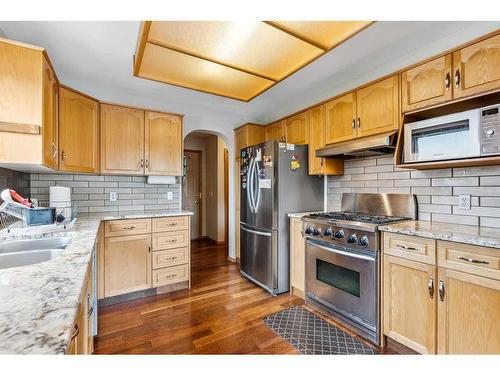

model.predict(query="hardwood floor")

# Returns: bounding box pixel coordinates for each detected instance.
[94,239,390,354]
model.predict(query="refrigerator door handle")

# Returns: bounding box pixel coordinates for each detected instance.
[247,157,255,213]
[240,225,272,237]
[253,159,261,213]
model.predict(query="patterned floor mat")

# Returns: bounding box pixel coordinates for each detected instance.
[263,306,378,355]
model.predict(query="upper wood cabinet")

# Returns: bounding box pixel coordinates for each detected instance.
[383,254,437,354]
[0,39,59,168]
[401,55,453,112]
[101,104,145,175]
[437,267,500,354]
[145,111,183,176]
[234,123,265,158]
[453,33,500,99]
[265,120,285,142]
[308,105,344,175]
[59,87,100,173]
[356,75,399,138]
[285,112,309,144]
[325,92,357,144]
[104,233,152,298]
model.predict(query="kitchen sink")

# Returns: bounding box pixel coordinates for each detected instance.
[0,237,71,269]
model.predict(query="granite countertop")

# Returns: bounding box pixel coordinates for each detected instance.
[379,220,500,249]
[288,211,324,218]
[0,209,192,354]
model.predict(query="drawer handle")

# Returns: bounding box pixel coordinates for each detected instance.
[444,72,451,90]
[166,239,178,243]
[396,244,419,251]
[428,278,434,299]
[438,280,445,302]
[165,274,177,279]
[122,226,136,230]
[71,324,79,341]
[168,223,178,226]
[457,256,489,265]
[166,256,178,261]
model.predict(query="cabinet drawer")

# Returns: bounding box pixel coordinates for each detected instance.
[152,230,189,250]
[383,232,436,265]
[437,240,500,280]
[152,247,189,269]
[153,216,189,233]
[105,218,152,237]
[153,264,189,287]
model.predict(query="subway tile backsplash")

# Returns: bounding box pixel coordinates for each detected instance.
[29,173,181,213]
[327,155,500,228]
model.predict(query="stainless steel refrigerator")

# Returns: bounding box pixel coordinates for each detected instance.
[240,140,324,295]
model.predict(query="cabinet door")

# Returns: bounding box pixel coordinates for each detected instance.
[325,92,357,144]
[383,255,436,354]
[265,121,285,141]
[145,111,183,176]
[308,106,326,175]
[290,217,305,297]
[104,234,152,297]
[59,87,100,173]
[234,127,247,158]
[356,75,399,138]
[101,104,144,174]
[247,125,265,146]
[437,268,500,354]
[453,33,500,99]
[401,55,453,112]
[285,112,309,144]
[42,57,58,169]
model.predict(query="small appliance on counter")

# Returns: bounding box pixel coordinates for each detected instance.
[302,193,417,345]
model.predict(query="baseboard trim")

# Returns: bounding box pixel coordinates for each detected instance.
[228,256,237,262]
[156,281,189,295]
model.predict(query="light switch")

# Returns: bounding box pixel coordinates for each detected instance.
[109,191,117,202]
[458,194,471,210]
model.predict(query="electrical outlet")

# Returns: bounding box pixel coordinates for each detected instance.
[459,194,471,210]
[109,191,117,202]
[167,191,173,201]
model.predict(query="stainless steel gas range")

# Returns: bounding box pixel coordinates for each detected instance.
[302,193,417,345]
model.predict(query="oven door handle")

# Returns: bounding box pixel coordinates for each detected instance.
[308,240,375,262]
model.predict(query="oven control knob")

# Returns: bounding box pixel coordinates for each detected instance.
[323,227,333,237]
[347,234,357,244]
[313,228,322,236]
[358,236,369,247]
[334,229,344,239]
[304,226,313,235]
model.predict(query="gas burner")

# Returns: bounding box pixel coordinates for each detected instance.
[308,211,411,225]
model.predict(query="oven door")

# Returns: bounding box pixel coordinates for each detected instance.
[404,108,480,163]
[305,238,377,331]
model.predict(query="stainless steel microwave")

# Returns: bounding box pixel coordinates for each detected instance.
[404,104,500,163]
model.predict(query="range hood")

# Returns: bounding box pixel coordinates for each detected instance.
[316,130,398,158]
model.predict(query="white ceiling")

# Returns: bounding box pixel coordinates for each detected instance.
[1,21,500,136]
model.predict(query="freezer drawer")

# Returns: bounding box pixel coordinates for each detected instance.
[240,224,277,291]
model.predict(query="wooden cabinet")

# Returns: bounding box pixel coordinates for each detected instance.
[382,233,500,354]
[265,120,285,141]
[383,255,437,354]
[401,55,453,112]
[290,217,305,298]
[59,87,100,173]
[145,111,183,176]
[104,233,152,298]
[308,105,344,175]
[356,75,399,138]
[42,56,59,169]
[101,104,145,174]
[285,112,309,144]
[104,218,152,238]
[0,39,59,168]
[234,123,265,158]
[437,267,500,354]
[453,33,500,99]
[325,92,357,144]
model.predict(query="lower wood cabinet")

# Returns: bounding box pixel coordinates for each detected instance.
[290,217,305,298]
[383,255,437,354]
[382,232,500,354]
[104,233,152,298]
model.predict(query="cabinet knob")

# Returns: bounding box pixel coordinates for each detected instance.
[140,159,144,168]
[61,150,66,161]
[357,117,361,128]
[352,119,356,129]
